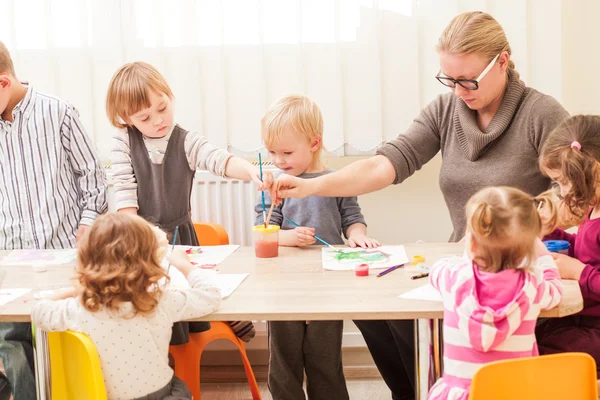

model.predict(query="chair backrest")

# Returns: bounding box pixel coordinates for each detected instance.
[468,352,597,400]
[193,222,229,245]
[48,331,107,400]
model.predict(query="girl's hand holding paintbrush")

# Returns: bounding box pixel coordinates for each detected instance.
[250,160,274,192]
[167,248,197,278]
[221,157,274,191]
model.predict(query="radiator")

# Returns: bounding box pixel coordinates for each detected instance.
[192,172,261,246]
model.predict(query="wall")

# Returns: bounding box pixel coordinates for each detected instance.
[561,0,600,115]
[328,155,451,244]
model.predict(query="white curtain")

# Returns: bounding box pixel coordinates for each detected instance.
[0,0,562,161]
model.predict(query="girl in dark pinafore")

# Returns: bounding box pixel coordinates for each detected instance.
[107,61,271,347]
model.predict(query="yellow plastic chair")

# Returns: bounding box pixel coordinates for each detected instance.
[468,352,597,400]
[48,331,107,400]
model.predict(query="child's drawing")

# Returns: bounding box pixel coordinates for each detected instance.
[0,249,77,266]
[331,249,389,264]
[176,245,239,267]
[322,246,409,271]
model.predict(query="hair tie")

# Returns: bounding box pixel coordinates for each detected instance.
[571,141,582,151]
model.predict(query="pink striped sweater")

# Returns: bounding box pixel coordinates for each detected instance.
[427,255,563,400]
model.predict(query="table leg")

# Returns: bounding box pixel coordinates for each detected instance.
[33,326,50,400]
[414,319,443,400]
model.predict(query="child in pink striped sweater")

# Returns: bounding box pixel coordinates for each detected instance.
[427,186,564,400]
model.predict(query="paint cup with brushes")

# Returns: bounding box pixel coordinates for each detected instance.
[252,224,280,258]
[252,176,281,258]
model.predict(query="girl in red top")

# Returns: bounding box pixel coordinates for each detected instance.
[537,115,600,377]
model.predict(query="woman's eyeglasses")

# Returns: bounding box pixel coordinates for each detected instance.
[436,54,500,90]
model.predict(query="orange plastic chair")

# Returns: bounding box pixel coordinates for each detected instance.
[47,331,107,400]
[193,222,229,246]
[468,352,598,400]
[170,322,261,400]
[170,223,261,399]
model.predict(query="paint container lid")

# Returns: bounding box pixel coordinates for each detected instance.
[252,225,280,233]
[355,263,369,277]
[543,240,570,252]
[411,255,426,265]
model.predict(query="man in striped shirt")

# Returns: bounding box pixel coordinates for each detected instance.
[0,42,107,400]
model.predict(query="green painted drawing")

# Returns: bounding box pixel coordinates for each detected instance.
[330,249,389,264]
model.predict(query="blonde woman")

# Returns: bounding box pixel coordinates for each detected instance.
[270,12,569,400]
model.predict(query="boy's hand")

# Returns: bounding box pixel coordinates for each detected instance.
[348,233,380,249]
[552,253,585,280]
[293,227,317,247]
[167,248,196,277]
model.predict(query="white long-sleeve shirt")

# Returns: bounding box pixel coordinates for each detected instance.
[110,126,232,211]
[32,269,222,400]
[0,84,107,249]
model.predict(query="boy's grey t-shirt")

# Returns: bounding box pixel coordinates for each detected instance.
[255,169,366,245]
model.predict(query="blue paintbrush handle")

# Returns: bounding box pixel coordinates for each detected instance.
[259,153,266,212]
[167,226,179,274]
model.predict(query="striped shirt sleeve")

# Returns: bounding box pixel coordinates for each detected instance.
[430,257,454,292]
[534,254,563,310]
[110,130,139,211]
[60,105,107,226]
[184,131,233,177]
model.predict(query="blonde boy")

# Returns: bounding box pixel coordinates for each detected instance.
[255,95,378,400]
[0,41,107,400]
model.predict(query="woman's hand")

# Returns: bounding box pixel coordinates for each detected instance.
[271,175,315,205]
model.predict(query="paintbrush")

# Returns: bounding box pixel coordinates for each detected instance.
[259,153,267,228]
[265,202,276,228]
[265,180,280,227]
[166,226,179,275]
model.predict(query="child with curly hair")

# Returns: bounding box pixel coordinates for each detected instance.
[32,213,221,399]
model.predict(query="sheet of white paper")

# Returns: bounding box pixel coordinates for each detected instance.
[0,249,76,266]
[213,274,249,298]
[399,284,442,302]
[0,288,31,306]
[165,267,247,298]
[321,245,409,271]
